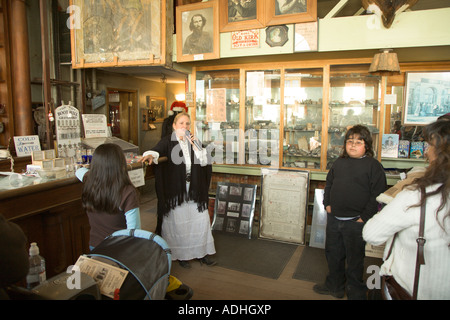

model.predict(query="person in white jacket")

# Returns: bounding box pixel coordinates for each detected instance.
[363,120,450,299]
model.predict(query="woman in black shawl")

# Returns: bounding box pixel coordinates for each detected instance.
[140,112,216,268]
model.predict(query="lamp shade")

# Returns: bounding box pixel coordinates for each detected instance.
[369,49,400,76]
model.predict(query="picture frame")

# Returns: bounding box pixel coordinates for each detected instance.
[264,0,317,26]
[265,25,289,47]
[147,96,166,122]
[69,0,166,68]
[219,0,265,33]
[403,71,450,125]
[212,182,258,239]
[176,0,220,62]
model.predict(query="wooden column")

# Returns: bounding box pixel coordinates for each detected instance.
[10,0,33,136]
[39,0,53,148]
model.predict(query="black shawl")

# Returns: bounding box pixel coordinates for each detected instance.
[151,133,212,235]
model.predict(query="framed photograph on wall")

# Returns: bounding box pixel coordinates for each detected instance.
[264,0,317,26]
[212,182,258,239]
[265,25,289,47]
[403,71,450,125]
[69,0,166,68]
[176,0,220,62]
[147,96,166,122]
[219,0,265,33]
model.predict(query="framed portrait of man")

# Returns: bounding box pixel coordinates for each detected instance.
[176,1,220,62]
[219,0,265,33]
[264,0,317,26]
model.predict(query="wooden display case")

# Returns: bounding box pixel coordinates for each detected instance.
[192,59,384,172]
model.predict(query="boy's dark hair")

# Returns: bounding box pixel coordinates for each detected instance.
[341,125,374,158]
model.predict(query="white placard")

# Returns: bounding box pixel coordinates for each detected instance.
[384,94,397,105]
[82,114,108,138]
[13,135,41,157]
[128,168,145,188]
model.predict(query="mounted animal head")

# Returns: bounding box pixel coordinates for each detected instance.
[362,0,419,28]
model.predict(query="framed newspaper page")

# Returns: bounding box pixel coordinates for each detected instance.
[259,168,309,244]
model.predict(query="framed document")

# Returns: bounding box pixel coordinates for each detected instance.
[260,168,309,244]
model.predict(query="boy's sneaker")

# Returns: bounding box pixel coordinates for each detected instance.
[313,283,345,299]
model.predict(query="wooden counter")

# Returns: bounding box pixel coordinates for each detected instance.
[0,175,90,279]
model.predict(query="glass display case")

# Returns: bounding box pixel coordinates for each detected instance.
[245,70,280,166]
[195,69,240,164]
[193,63,391,172]
[283,68,323,170]
[326,65,382,169]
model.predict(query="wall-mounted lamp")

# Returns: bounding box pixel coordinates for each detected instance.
[369,49,401,76]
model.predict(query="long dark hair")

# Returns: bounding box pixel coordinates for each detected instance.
[408,120,450,228]
[341,125,375,158]
[82,143,133,215]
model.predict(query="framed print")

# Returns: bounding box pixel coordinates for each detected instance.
[212,182,257,239]
[403,71,450,125]
[176,0,220,62]
[294,21,318,52]
[69,0,166,68]
[265,25,289,47]
[147,96,166,122]
[219,0,265,33]
[264,0,317,26]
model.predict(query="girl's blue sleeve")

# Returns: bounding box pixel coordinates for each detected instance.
[75,167,89,182]
[125,208,141,229]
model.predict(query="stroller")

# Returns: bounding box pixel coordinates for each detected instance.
[88,229,172,300]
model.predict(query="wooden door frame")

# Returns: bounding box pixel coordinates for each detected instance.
[106,88,139,145]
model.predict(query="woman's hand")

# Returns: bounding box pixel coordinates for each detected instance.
[186,131,201,151]
[139,154,154,165]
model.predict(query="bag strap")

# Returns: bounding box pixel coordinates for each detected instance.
[412,200,426,299]
[384,196,426,300]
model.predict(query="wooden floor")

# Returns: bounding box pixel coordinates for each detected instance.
[139,190,338,301]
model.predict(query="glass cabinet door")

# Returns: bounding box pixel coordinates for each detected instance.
[283,68,323,169]
[195,69,240,164]
[245,70,280,166]
[327,65,381,168]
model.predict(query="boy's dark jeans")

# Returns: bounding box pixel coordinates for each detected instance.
[324,214,367,300]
